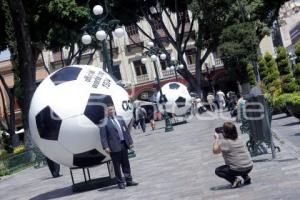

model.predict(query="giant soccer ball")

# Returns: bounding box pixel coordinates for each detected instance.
[29,65,133,168]
[156,82,192,116]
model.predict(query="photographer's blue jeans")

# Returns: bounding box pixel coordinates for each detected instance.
[215,165,252,184]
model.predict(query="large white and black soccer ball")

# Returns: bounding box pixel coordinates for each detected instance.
[156,82,192,116]
[29,65,133,168]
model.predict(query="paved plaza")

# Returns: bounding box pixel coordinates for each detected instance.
[1,111,300,200]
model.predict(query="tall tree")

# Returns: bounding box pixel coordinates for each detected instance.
[0,0,90,145]
[218,22,259,86]
[276,46,297,93]
[7,0,36,145]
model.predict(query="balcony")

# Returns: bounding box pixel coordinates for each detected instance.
[162,70,175,78]
[215,58,224,67]
[136,74,150,84]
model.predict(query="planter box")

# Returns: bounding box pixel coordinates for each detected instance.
[286,104,300,120]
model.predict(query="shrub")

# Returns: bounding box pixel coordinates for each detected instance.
[13,145,25,155]
[276,46,297,93]
[273,92,300,109]
[0,150,8,160]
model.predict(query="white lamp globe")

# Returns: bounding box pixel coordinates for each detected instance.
[170,65,175,70]
[160,53,167,60]
[179,64,184,69]
[96,30,107,41]
[148,41,154,47]
[82,34,92,45]
[151,55,157,61]
[166,67,171,71]
[141,58,147,64]
[171,56,176,62]
[93,5,104,15]
[114,27,124,38]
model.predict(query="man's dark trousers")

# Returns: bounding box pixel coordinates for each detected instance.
[110,141,132,184]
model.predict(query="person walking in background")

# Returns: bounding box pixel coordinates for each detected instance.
[135,104,147,133]
[217,90,226,110]
[100,105,138,189]
[236,95,246,122]
[207,93,215,112]
[213,122,253,188]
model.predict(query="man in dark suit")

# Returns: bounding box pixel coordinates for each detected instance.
[100,105,138,189]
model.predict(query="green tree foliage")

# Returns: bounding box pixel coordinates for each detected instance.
[258,55,268,81]
[218,22,259,82]
[216,0,288,84]
[263,52,280,93]
[246,63,256,87]
[295,41,300,85]
[276,46,297,93]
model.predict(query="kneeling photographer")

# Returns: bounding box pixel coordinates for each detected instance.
[213,122,253,188]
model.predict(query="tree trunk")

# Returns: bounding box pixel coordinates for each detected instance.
[7,0,36,146]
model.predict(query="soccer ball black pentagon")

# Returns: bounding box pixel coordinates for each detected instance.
[29,65,133,168]
[156,82,192,116]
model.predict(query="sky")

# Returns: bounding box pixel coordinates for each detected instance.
[0,49,10,61]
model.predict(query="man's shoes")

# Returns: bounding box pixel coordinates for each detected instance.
[243,176,251,185]
[118,183,125,189]
[231,178,242,189]
[126,181,138,187]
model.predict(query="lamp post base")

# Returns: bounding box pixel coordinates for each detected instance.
[164,113,174,132]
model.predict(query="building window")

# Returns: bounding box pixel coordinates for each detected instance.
[185,48,196,65]
[126,24,139,36]
[112,65,122,81]
[152,14,163,30]
[178,11,190,23]
[133,60,147,76]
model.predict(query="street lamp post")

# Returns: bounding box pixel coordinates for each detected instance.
[166,56,184,81]
[141,42,173,132]
[81,2,124,75]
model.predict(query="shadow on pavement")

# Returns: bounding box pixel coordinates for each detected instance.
[272,115,290,120]
[29,186,74,200]
[210,185,231,191]
[283,122,300,126]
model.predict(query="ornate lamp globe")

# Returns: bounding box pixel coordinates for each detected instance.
[96,30,107,41]
[82,34,92,45]
[148,41,154,48]
[151,55,157,61]
[179,64,184,69]
[166,67,171,71]
[170,65,175,70]
[114,27,124,38]
[141,58,147,64]
[160,53,167,60]
[93,5,104,15]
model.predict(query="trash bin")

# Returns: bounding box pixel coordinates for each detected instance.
[244,90,280,158]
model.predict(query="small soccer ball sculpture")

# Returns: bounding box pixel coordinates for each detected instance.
[156,82,192,116]
[29,65,133,168]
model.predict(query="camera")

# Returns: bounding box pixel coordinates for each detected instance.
[215,127,224,134]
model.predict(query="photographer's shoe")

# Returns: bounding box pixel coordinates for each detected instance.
[243,176,251,185]
[231,178,242,189]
